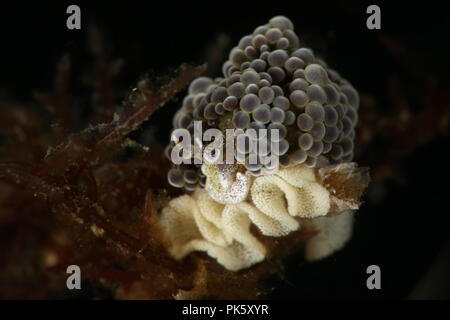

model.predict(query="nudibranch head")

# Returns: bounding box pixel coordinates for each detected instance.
[166,15,359,194]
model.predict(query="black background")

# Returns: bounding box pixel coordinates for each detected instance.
[0,0,449,299]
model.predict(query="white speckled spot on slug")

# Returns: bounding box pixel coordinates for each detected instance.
[202,162,252,205]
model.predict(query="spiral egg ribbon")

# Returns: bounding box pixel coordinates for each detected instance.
[159,164,355,271]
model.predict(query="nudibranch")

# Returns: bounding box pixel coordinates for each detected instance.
[159,16,369,271]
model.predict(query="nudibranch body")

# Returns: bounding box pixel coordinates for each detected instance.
[159,16,368,271]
